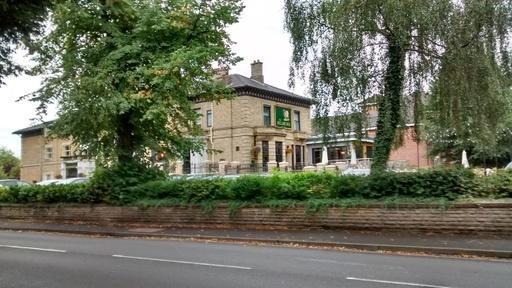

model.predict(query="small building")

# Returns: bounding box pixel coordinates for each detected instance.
[12,122,95,183]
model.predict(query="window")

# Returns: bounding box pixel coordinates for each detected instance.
[194,108,201,126]
[45,146,53,160]
[63,145,72,157]
[312,148,322,164]
[275,141,283,163]
[263,105,271,126]
[328,146,348,161]
[206,109,213,127]
[294,110,301,131]
[366,146,373,158]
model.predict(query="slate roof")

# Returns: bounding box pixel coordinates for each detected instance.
[210,74,313,108]
[12,120,55,135]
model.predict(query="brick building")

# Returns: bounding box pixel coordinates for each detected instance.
[306,99,431,169]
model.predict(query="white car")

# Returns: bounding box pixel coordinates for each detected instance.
[37,179,60,185]
[341,168,371,176]
[0,179,30,187]
[505,162,512,169]
[37,178,89,185]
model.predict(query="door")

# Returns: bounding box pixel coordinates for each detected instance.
[262,141,269,172]
[294,145,302,170]
[275,141,283,164]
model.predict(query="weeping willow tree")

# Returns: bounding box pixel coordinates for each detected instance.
[284,0,512,171]
[425,11,512,166]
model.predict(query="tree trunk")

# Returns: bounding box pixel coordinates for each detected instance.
[116,111,136,165]
[371,41,405,172]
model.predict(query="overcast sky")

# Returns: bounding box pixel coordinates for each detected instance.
[0,0,307,157]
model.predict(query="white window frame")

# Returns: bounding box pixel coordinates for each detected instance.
[63,144,72,157]
[44,146,53,160]
[294,110,301,131]
[206,109,213,127]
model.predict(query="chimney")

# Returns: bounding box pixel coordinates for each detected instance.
[214,67,230,83]
[250,60,264,83]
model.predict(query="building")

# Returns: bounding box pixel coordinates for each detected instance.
[12,122,95,183]
[13,61,431,180]
[184,61,313,174]
[13,61,313,180]
[306,99,431,169]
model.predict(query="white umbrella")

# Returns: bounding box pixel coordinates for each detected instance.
[350,144,358,165]
[461,150,469,168]
[321,146,329,164]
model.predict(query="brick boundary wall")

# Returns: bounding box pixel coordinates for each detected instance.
[0,203,511,235]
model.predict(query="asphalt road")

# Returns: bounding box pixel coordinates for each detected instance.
[0,230,510,288]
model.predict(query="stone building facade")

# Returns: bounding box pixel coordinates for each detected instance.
[185,61,312,173]
[12,123,95,183]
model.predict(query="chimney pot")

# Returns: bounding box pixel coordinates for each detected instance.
[250,60,264,83]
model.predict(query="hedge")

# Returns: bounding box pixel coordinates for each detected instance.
[1,169,511,205]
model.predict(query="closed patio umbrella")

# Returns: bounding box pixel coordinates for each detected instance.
[321,146,329,164]
[350,144,358,165]
[461,150,469,168]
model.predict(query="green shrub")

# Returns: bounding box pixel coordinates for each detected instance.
[1,184,91,203]
[180,178,230,202]
[363,169,474,200]
[227,175,267,201]
[473,170,512,198]
[88,161,166,204]
[329,175,365,198]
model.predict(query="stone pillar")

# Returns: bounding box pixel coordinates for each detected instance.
[278,161,289,172]
[267,161,278,172]
[175,160,184,175]
[218,161,228,175]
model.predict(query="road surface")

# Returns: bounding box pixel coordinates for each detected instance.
[0,230,510,288]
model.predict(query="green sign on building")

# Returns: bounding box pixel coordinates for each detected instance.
[275,106,291,128]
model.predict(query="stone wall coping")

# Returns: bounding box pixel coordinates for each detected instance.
[1,202,511,209]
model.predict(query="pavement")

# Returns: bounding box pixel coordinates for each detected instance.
[0,219,511,258]
[0,230,511,288]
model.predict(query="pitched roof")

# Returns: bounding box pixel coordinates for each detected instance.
[226,74,313,107]
[12,120,55,135]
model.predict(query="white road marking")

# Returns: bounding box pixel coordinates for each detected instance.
[112,254,252,270]
[346,277,453,288]
[296,257,367,266]
[0,244,67,253]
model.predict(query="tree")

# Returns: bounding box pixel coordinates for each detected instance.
[28,0,243,168]
[284,0,511,172]
[0,0,52,85]
[0,147,20,179]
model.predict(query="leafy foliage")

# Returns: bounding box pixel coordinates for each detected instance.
[2,169,504,206]
[284,0,512,171]
[473,170,512,198]
[0,147,20,179]
[88,161,166,204]
[28,0,243,166]
[1,184,90,203]
[0,0,52,85]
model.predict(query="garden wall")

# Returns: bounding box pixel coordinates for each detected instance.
[1,203,511,235]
